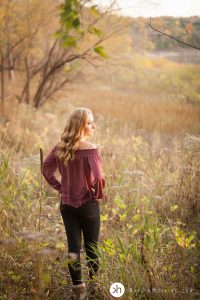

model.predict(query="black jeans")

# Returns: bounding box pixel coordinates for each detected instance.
[60,199,100,285]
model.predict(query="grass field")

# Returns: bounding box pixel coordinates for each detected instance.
[0,41,200,299]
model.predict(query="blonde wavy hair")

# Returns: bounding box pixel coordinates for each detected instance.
[56,107,92,166]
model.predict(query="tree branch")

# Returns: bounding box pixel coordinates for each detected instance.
[147,18,200,51]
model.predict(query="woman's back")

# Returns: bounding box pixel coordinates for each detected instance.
[43,143,105,208]
[76,140,97,150]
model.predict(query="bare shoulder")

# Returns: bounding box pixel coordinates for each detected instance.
[77,141,98,150]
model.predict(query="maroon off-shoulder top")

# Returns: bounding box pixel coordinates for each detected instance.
[42,146,105,208]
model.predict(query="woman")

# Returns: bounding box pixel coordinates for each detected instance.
[42,107,105,300]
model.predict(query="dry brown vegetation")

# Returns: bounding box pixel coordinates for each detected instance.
[0,4,200,300]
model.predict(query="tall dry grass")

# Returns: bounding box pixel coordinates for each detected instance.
[0,94,200,299]
[58,83,200,134]
[0,47,200,299]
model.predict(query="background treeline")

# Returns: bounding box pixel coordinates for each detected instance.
[130,16,200,50]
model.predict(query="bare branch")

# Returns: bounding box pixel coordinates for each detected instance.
[147,18,200,51]
[81,56,99,67]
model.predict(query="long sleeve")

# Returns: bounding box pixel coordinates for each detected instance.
[88,152,105,199]
[42,146,61,192]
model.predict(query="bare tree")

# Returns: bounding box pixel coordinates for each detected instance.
[0,0,54,103]
[18,0,122,107]
[1,0,128,108]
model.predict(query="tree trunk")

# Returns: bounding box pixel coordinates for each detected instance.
[0,50,5,103]
[24,57,30,104]
[33,81,45,108]
[7,41,14,81]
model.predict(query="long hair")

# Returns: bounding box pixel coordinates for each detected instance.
[56,107,92,166]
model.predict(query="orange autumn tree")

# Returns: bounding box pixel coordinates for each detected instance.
[0,0,124,108]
